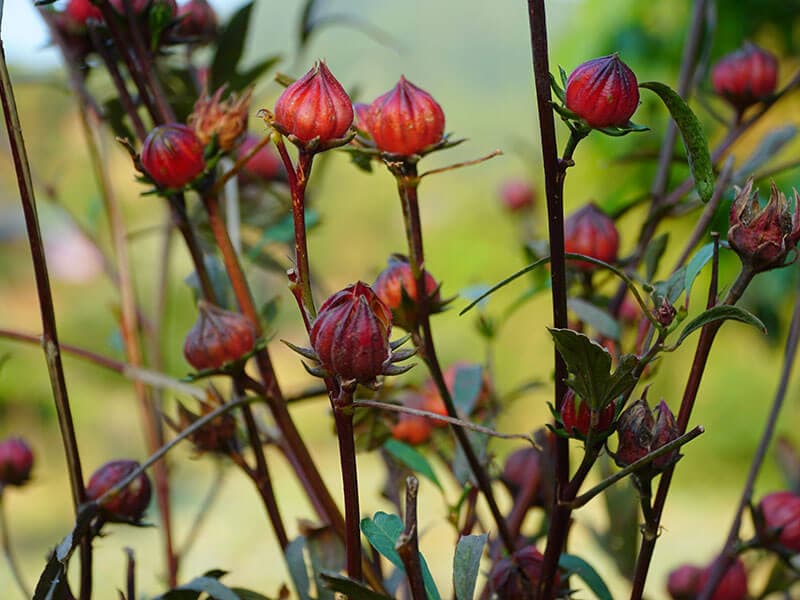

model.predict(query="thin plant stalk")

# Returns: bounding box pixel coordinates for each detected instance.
[0,490,31,599]
[332,386,362,581]
[396,476,426,600]
[0,29,92,599]
[699,276,800,598]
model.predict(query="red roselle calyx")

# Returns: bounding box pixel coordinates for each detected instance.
[175,0,218,41]
[64,0,103,24]
[373,255,441,330]
[667,564,703,600]
[758,491,800,552]
[615,398,681,473]
[499,179,536,213]
[86,460,152,522]
[698,558,749,600]
[391,394,434,445]
[169,391,238,455]
[0,437,34,487]
[566,54,639,128]
[728,178,800,273]
[272,61,354,147]
[489,546,559,599]
[559,390,616,439]
[188,86,252,152]
[712,43,778,113]
[183,300,257,371]
[564,202,620,271]
[421,362,491,424]
[309,282,410,384]
[140,123,206,189]
[367,76,445,156]
[236,133,285,182]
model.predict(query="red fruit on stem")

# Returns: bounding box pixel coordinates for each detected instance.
[367,76,445,156]
[176,0,218,39]
[489,546,559,599]
[666,564,703,600]
[0,437,34,487]
[559,390,615,438]
[65,0,104,24]
[183,301,257,371]
[759,491,800,551]
[499,179,536,212]
[273,61,353,144]
[373,255,439,330]
[566,54,639,128]
[698,558,748,600]
[712,43,778,112]
[310,282,392,383]
[236,133,284,182]
[564,202,620,271]
[615,398,680,472]
[141,123,205,189]
[86,460,152,522]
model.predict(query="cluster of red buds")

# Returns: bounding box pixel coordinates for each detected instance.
[183,301,257,372]
[614,397,681,475]
[712,43,778,114]
[667,557,748,600]
[86,459,152,523]
[563,202,620,271]
[0,437,34,488]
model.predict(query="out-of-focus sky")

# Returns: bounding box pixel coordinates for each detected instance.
[1,1,248,70]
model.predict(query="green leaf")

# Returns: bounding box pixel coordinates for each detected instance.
[319,572,392,600]
[285,537,311,600]
[298,0,318,48]
[640,82,714,203]
[672,305,766,348]
[548,328,639,410]
[558,554,613,600]
[210,2,254,91]
[452,431,489,487]
[184,254,234,310]
[684,243,714,303]
[305,524,345,600]
[155,575,239,600]
[652,265,687,306]
[643,233,669,282]
[383,439,443,491]
[567,298,621,341]
[451,364,484,415]
[453,534,486,600]
[342,147,375,173]
[361,513,441,600]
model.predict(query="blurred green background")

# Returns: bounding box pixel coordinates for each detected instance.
[1,0,800,598]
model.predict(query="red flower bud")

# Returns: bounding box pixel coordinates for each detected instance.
[698,558,748,600]
[273,61,353,144]
[183,300,257,371]
[367,76,445,156]
[0,437,34,487]
[501,446,542,507]
[758,491,800,551]
[489,546,558,599]
[310,282,393,383]
[564,203,620,271]
[175,0,217,40]
[141,123,206,189]
[86,460,152,522]
[655,298,677,327]
[236,133,285,182]
[615,398,680,472]
[65,0,103,24]
[189,86,252,152]
[499,179,536,213]
[559,390,615,439]
[712,43,777,112]
[566,54,639,128]
[373,255,440,330]
[728,178,800,273]
[667,564,702,600]
[651,400,680,470]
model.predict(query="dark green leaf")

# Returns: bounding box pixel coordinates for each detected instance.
[640,82,714,202]
[558,554,613,600]
[305,524,345,600]
[451,364,484,415]
[673,305,766,348]
[210,2,254,91]
[452,431,489,487]
[567,298,620,341]
[652,266,687,306]
[342,147,375,173]
[285,537,311,600]
[643,233,669,282]
[453,534,486,600]
[549,328,639,410]
[319,572,392,600]
[154,576,239,600]
[102,97,135,142]
[383,439,442,491]
[184,254,234,309]
[684,243,714,303]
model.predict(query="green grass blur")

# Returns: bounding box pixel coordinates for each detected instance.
[0,1,799,598]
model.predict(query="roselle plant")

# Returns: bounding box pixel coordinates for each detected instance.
[0,1,799,599]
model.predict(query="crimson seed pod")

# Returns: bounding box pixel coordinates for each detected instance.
[273,61,353,144]
[667,564,702,600]
[86,460,152,522]
[651,400,681,470]
[489,546,558,599]
[712,43,777,112]
[698,558,748,600]
[141,123,206,189]
[564,202,620,271]
[175,0,218,40]
[0,437,34,487]
[183,301,257,371]
[310,282,392,383]
[759,491,800,551]
[499,179,536,213]
[236,133,285,182]
[566,54,639,128]
[728,178,800,273]
[615,398,680,472]
[367,76,445,156]
[373,255,440,330]
[559,390,615,438]
[65,0,104,24]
